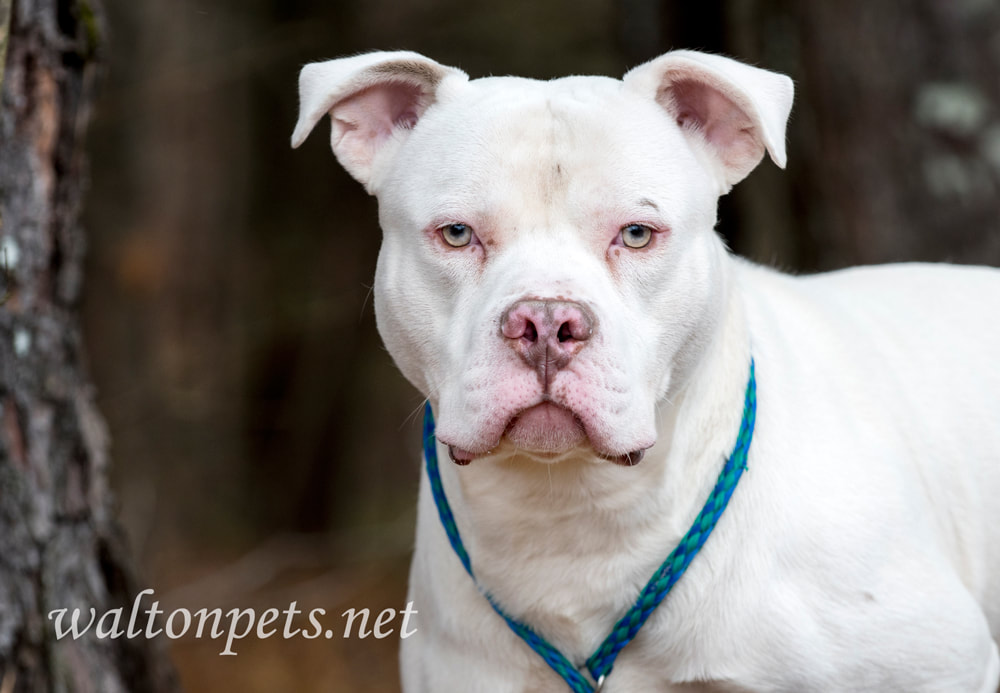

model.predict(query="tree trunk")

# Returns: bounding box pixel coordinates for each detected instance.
[0,1,176,691]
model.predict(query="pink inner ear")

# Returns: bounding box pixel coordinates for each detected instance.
[671,79,713,129]
[395,109,419,129]
[665,78,762,179]
[330,80,427,173]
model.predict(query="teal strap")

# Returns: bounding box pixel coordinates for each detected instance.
[423,360,756,691]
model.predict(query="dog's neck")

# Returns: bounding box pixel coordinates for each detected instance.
[430,258,752,658]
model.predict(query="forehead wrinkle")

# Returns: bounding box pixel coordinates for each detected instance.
[540,97,565,231]
[520,95,602,226]
[411,82,635,237]
[474,98,572,238]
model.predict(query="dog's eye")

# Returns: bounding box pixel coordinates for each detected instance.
[620,223,653,249]
[441,223,474,248]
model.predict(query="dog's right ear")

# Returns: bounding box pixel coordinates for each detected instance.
[291,51,468,193]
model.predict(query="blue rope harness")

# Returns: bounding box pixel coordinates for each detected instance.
[422,360,756,692]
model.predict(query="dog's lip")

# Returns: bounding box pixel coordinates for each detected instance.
[447,445,478,466]
[447,442,649,466]
[505,402,586,453]
[599,449,647,466]
[440,402,652,465]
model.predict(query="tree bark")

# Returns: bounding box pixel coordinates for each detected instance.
[0,1,176,691]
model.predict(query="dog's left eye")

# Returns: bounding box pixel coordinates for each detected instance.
[620,223,653,249]
[441,223,475,248]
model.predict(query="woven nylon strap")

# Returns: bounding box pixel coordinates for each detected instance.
[422,360,757,692]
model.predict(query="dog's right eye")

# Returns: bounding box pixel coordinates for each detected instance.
[440,223,474,248]
[620,223,654,249]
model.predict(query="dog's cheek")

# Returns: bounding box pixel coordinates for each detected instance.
[656,246,727,396]
[372,229,487,399]
[372,241,451,397]
[617,233,725,400]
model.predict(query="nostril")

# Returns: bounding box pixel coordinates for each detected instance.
[557,322,573,343]
[556,312,592,343]
[524,321,538,343]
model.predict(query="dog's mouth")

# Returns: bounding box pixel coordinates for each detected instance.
[507,402,586,452]
[446,402,647,467]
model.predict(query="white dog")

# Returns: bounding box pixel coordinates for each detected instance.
[292,50,1000,692]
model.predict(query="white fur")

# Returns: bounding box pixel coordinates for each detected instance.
[293,50,1000,692]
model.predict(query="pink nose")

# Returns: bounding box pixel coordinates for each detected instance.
[501,299,595,382]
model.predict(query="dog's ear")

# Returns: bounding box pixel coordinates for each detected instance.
[291,51,468,192]
[623,51,793,191]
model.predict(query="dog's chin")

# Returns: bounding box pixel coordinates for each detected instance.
[506,402,586,455]
[446,403,649,467]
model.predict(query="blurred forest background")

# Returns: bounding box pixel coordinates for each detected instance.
[71,0,1000,691]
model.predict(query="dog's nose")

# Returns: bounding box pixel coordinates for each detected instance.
[501,299,595,380]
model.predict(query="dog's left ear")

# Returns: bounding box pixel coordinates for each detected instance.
[624,51,793,191]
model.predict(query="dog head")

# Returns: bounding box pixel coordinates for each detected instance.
[293,50,791,465]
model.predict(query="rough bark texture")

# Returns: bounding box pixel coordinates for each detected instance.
[1,0,12,95]
[0,1,176,691]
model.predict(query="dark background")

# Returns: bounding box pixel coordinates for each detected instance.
[80,1,1000,690]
